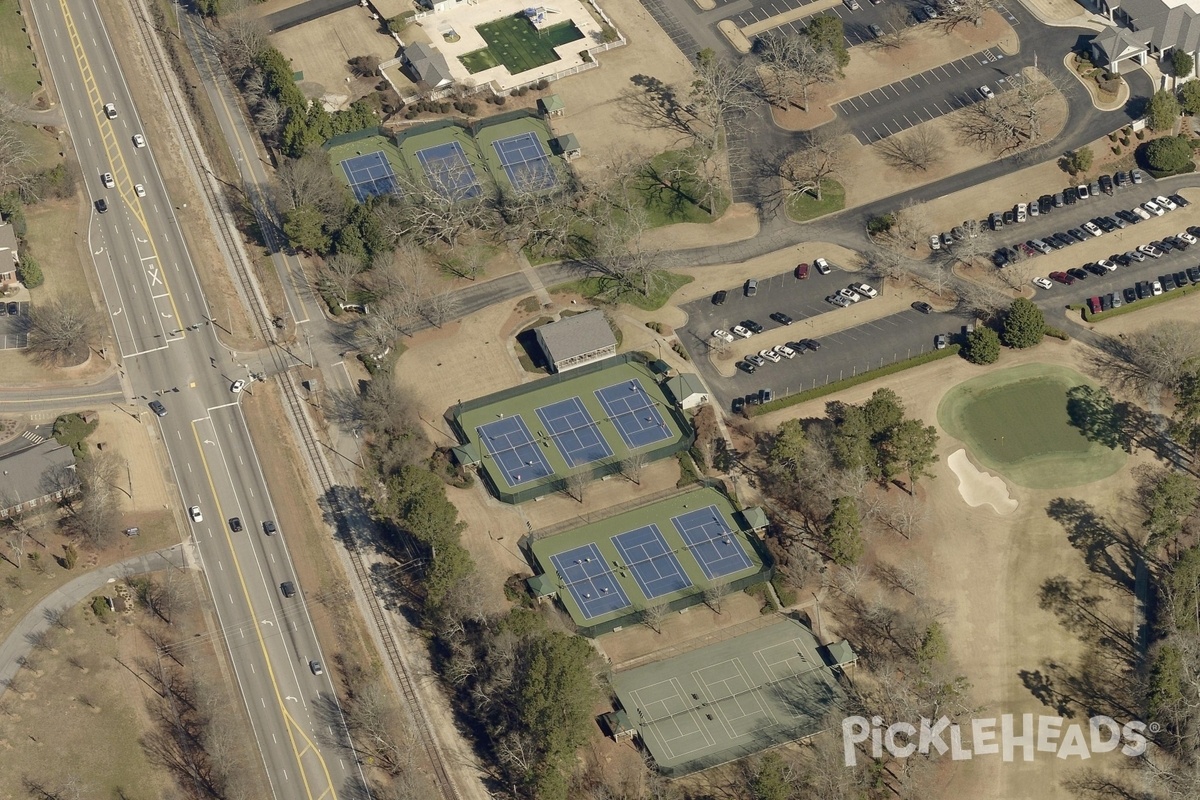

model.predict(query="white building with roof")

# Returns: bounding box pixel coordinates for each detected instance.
[1090,0,1200,74]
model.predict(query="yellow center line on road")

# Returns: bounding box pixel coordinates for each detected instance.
[190,420,338,800]
[58,0,185,339]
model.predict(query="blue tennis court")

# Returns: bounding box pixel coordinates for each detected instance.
[415,141,482,200]
[550,543,632,620]
[612,525,692,599]
[595,379,674,450]
[340,151,398,203]
[476,415,553,487]
[535,397,613,468]
[671,506,753,580]
[492,132,557,192]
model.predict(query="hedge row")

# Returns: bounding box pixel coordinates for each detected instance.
[750,345,962,416]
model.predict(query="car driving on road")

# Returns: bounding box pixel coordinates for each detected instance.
[189,506,203,522]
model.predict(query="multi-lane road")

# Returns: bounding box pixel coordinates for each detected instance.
[26,0,365,796]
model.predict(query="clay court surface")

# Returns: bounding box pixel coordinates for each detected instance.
[937,362,1126,489]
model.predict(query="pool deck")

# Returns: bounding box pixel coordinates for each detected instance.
[409,0,604,90]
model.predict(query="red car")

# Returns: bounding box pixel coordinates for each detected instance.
[1087,296,1102,314]
[795,262,809,279]
[1049,271,1075,285]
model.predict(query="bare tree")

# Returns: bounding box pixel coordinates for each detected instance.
[566,469,589,503]
[26,297,102,367]
[0,120,34,197]
[874,127,945,172]
[380,161,496,247]
[937,0,999,29]
[274,149,348,216]
[640,601,669,633]
[64,451,123,547]
[1114,324,1200,397]
[688,49,758,155]
[880,199,933,253]
[702,579,730,613]
[253,97,286,137]
[218,0,269,72]
[620,452,647,485]
[955,71,1059,153]
[496,186,579,259]
[756,32,838,111]
[778,127,845,202]
[318,253,364,306]
[880,493,930,539]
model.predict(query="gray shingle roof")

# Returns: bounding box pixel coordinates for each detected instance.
[0,439,77,513]
[1115,0,1200,52]
[536,310,616,363]
[405,42,454,87]
[0,223,17,264]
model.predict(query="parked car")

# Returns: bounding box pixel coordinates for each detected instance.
[1132,206,1152,220]
[1077,184,1090,200]
[1033,276,1054,289]
[746,353,766,367]
[1085,263,1108,276]
[1131,169,1144,183]
[1083,221,1103,237]
[1126,249,1146,262]
[1115,171,1129,187]
[738,360,757,374]
[759,348,781,364]
[837,287,862,303]
[744,320,764,334]
[1099,175,1114,194]
[934,333,948,350]
[1039,195,1053,214]
[1095,258,1117,271]
[1110,291,1123,308]
[979,85,996,100]
[826,294,852,307]
[844,0,860,9]
[794,263,809,279]
[774,343,796,359]
[713,329,735,343]
[732,325,753,338]
[1030,239,1053,255]
[1068,268,1089,280]
[1143,200,1164,216]
[853,282,878,298]
[989,212,1004,230]
[1123,287,1137,303]
[1170,194,1190,207]
[868,23,884,37]
[731,396,746,414]
[1161,274,1177,291]
[911,301,933,314]
[1189,267,1200,284]
[1156,195,1178,211]
[1179,231,1198,244]
[1175,270,1190,287]
[769,312,794,326]
[1087,296,1103,315]
[1003,210,1015,226]
[1015,203,1027,223]
[814,258,832,274]
[712,289,728,305]
[744,279,758,296]
[1152,280,1164,295]
[799,338,821,351]
[1116,209,1140,225]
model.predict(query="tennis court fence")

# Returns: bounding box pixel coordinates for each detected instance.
[447,353,695,505]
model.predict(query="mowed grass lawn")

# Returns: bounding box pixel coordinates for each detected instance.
[26,198,88,304]
[461,16,583,74]
[0,0,41,100]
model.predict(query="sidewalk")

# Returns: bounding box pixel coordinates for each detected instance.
[0,544,189,693]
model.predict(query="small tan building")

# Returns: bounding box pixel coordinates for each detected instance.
[534,310,617,373]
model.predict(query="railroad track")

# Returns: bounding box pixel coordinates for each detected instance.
[129,6,461,798]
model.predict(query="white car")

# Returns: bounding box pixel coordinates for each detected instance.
[1140,243,1163,258]
[978,85,995,100]
[103,102,117,119]
[1143,201,1165,217]
[1016,202,1027,222]
[814,257,832,274]
[774,344,796,359]
[132,133,146,148]
[732,325,753,338]
[929,234,941,251]
[1095,258,1117,271]
[1156,195,1177,211]
[1032,277,1054,289]
[1132,206,1152,220]
[189,505,203,522]
[231,379,246,393]
[838,287,862,303]
[844,0,860,9]
[1083,221,1103,237]
[1179,231,1198,244]
[101,172,115,189]
[713,329,735,343]
[853,282,878,298]
[1152,280,1164,295]
[1077,184,1090,200]
[759,348,781,364]
[135,183,145,197]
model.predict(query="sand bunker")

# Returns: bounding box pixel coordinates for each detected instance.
[948,449,1018,514]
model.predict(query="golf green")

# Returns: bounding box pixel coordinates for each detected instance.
[937,363,1126,489]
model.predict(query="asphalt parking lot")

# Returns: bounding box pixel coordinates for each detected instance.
[728,0,822,28]
[0,301,29,350]
[747,2,896,50]
[834,48,1010,143]
[679,272,969,409]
